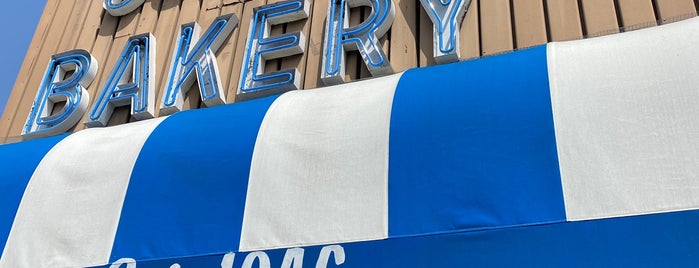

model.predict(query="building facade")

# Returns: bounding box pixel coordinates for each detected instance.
[0,0,697,142]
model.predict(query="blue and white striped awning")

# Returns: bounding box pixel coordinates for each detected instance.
[2,15,699,268]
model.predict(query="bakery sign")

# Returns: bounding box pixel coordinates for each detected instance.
[22,0,471,138]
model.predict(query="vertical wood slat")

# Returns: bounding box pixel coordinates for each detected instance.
[545,0,583,41]
[460,0,480,60]
[654,0,696,23]
[116,7,143,38]
[512,0,547,48]
[57,1,95,52]
[389,0,417,73]
[135,0,166,35]
[218,2,245,102]
[480,0,513,56]
[579,0,619,37]
[152,0,184,118]
[418,7,435,67]
[75,0,107,51]
[0,0,60,142]
[616,0,656,29]
[302,0,330,89]
[5,0,79,138]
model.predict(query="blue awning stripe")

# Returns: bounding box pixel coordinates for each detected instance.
[388,45,566,238]
[110,95,280,262]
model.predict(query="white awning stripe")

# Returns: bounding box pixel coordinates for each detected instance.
[548,16,699,221]
[240,74,400,251]
[0,118,166,268]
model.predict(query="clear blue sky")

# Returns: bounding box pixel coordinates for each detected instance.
[0,1,46,117]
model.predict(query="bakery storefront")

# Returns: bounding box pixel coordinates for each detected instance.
[1,0,699,267]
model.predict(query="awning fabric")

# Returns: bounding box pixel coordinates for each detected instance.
[2,15,699,268]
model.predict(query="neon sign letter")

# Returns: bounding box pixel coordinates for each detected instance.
[86,33,155,127]
[103,0,146,16]
[321,0,395,85]
[419,0,470,63]
[161,14,239,115]
[22,50,97,138]
[238,0,309,99]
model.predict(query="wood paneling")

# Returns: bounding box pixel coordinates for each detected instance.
[480,0,513,56]
[546,0,583,41]
[389,0,418,72]
[301,0,329,89]
[655,0,696,23]
[580,0,619,37]
[616,0,656,29]
[75,0,107,51]
[418,6,435,67]
[58,0,95,52]
[512,0,548,48]
[2,0,699,141]
[219,2,245,102]
[460,0,480,60]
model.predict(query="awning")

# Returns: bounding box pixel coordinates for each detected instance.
[2,16,699,268]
